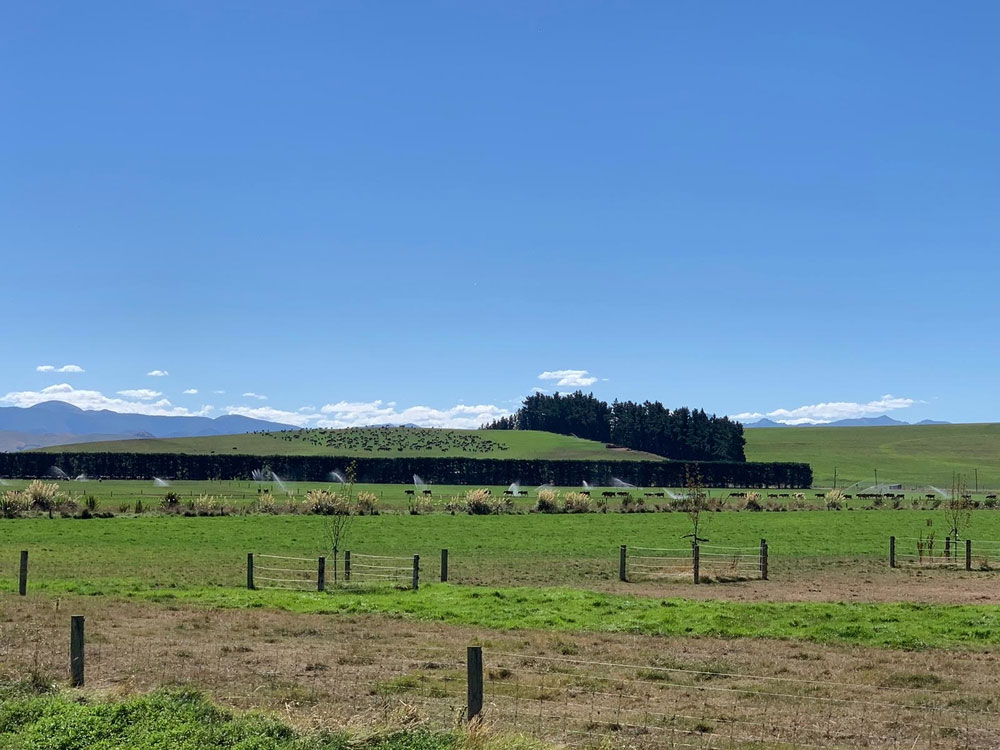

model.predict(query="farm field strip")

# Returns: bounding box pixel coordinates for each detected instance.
[745,422,1000,488]
[3,594,999,749]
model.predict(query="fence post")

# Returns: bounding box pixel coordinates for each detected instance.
[693,543,700,585]
[344,550,351,582]
[467,646,483,722]
[247,553,255,590]
[70,616,85,687]
[966,539,972,572]
[318,556,326,592]
[944,536,951,561]
[441,549,448,583]
[19,550,28,596]
[619,545,627,582]
[760,539,768,581]
[412,555,420,590]
[889,536,895,568]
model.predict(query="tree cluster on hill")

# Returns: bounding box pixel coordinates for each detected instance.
[484,391,746,462]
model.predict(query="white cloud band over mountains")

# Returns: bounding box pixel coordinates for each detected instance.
[733,394,919,425]
[2,384,213,417]
[1,385,511,429]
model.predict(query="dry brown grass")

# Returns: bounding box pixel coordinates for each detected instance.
[1,593,998,748]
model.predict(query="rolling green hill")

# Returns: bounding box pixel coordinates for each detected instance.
[745,422,1000,489]
[39,427,664,462]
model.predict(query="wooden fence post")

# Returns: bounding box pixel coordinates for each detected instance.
[317,556,326,592]
[889,536,895,568]
[344,550,351,582]
[412,555,420,591]
[693,543,700,585]
[19,550,28,596]
[441,549,448,583]
[467,646,483,722]
[619,545,627,582]
[247,553,255,589]
[966,539,972,572]
[70,616,85,687]
[760,539,768,581]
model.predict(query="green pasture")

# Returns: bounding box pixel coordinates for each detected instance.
[0,479,988,514]
[4,511,1000,651]
[3,510,999,592]
[746,422,1000,489]
[36,428,661,461]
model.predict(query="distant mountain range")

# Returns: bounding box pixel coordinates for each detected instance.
[0,401,293,451]
[743,415,951,429]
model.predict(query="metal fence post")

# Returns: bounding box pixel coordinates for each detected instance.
[467,646,483,722]
[70,616,85,687]
[619,545,627,582]
[760,539,768,581]
[318,556,326,591]
[966,539,972,572]
[247,553,255,589]
[441,549,448,583]
[889,536,895,568]
[412,555,420,590]
[344,550,351,582]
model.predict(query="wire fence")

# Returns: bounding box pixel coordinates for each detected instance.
[3,600,999,749]
[626,546,693,581]
[892,536,1000,570]
[480,651,1000,750]
[698,544,764,580]
[347,552,417,589]
[253,553,321,591]
[623,542,766,583]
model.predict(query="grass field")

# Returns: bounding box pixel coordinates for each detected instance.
[745,422,1000,488]
[37,427,662,461]
[4,508,1000,749]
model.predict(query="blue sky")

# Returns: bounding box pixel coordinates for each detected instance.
[2,2,998,427]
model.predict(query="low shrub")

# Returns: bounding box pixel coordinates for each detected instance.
[535,490,560,513]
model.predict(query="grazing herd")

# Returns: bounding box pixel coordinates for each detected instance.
[260,427,511,455]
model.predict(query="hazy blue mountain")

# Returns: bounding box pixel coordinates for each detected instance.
[743,415,950,428]
[0,401,293,447]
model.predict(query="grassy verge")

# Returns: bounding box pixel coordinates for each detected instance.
[0,684,502,750]
[14,582,1000,651]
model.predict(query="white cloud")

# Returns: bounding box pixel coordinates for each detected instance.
[1,384,213,417]
[733,394,919,425]
[537,369,599,388]
[213,389,226,395]
[242,392,268,400]
[224,399,512,429]
[147,370,169,377]
[183,388,199,395]
[117,389,162,400]
[36,364,84,373]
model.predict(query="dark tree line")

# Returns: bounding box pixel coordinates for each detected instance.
[484,391,746,462]
[1,451,811,488]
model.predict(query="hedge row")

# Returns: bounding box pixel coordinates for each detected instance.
[2,452,812,488]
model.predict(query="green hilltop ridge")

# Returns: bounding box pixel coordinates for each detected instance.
[745,422,1000,489]
[38,427,666,461]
